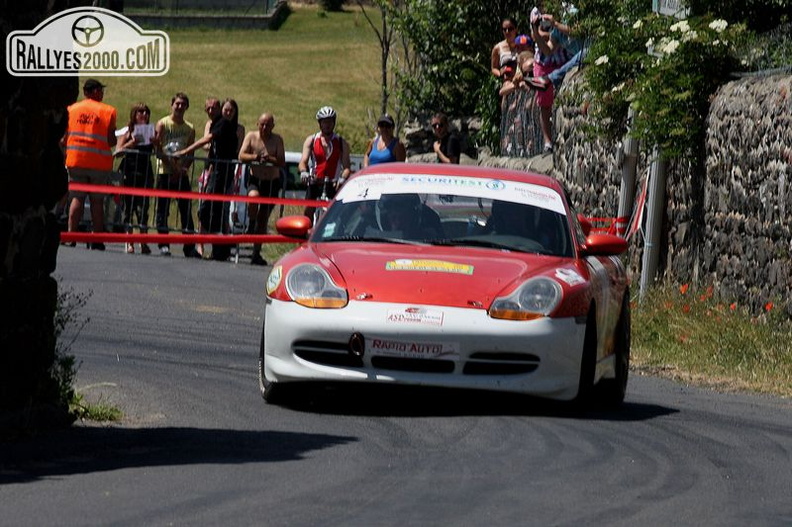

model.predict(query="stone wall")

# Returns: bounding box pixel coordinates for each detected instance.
[702,76,792,312]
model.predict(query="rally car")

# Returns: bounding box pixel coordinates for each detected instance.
[260,163,630,405]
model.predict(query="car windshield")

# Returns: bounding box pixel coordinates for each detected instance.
[309,174,573,257]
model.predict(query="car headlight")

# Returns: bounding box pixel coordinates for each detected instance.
[489,277,562,320]
[285,264,348,308]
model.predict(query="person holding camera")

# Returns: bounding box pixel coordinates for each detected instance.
[529,6,573,153]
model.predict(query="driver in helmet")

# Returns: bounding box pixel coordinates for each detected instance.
[298,106,352,219]
[377,193,442,239]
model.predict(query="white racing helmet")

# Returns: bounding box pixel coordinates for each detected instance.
[316,106,337,121]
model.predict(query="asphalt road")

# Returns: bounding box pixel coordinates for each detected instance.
[2,245,791,526]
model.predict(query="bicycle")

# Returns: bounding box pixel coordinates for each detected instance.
[307,174,333,227]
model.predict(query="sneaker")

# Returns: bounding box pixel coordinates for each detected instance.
[125,243,135,254]
[160,246,171,257]
[140,243,151,255]
[184,248,202,259]
[525,76,550,91]
[89,242,106,251]
[543,143,554,153]
[251,253,268,266]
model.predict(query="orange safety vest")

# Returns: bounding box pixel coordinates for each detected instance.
[65,98,116,171]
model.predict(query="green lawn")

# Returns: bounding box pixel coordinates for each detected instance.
[100,4,382,152]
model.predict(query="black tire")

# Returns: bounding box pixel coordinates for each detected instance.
[574,310,597,408]
[598,292,631,406]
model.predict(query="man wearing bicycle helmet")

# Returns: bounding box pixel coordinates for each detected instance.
[298,106,352,219]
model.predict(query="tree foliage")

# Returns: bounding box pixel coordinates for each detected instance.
[579,0,756,160]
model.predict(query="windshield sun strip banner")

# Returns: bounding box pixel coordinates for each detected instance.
[336,173,566,215]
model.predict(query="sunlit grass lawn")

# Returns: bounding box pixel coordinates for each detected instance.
[632,284,792,398]
[100,4,382,152]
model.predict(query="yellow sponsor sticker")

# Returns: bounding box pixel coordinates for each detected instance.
[385,259,474,275]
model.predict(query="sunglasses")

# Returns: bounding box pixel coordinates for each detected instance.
[502,26,515,32]
[431,123,443,129]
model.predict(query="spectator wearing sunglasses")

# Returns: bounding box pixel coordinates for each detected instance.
[431,113,460,164]
[363,114,406,168]
[491,17,520,80]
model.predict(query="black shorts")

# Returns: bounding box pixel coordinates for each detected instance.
[248,176,281,198]
[305,179,337,201]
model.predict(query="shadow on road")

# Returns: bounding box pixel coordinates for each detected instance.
[268,383,679,421]
[0,426,356,484]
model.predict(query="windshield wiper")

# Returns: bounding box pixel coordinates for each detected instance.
[320,235,421,245]
[429,238,554,254]
[428,238,516,250]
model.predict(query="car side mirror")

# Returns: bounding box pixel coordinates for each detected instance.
[275,215,312,239]
[580,233,628,256]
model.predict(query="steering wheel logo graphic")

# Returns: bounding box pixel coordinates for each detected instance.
[71,15,105,47]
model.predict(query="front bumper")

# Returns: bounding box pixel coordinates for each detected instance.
[263,299,587,401]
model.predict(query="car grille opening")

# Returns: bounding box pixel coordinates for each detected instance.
[293,340,363,368]
[463,352,540,375]
[292,341,540,376]
[371,357,455,373]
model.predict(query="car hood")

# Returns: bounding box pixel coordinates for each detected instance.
[313,242,566,309]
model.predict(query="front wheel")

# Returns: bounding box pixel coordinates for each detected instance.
[574,310,597,408]
[598,292,631,405]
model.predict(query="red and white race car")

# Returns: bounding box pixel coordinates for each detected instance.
[260,163,630,405]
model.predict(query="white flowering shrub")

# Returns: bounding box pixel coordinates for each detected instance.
[579,1,749,159]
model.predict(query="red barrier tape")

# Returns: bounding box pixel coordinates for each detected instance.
[69,182,326,208]
[65,182,321,246]
[60,232,303,245]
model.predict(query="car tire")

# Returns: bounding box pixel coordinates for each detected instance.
[574,309,597,408]
[597,292,631,406]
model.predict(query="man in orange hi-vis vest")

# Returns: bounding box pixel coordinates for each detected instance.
[63,79,117,250]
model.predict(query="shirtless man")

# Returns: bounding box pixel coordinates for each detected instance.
[237,112,285,266]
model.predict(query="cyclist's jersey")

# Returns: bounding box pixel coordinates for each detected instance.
[309,132,343,182]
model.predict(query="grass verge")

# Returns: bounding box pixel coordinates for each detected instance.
[632,284,792,398]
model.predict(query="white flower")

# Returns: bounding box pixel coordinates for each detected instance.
[712,39,720,46]
[662,39,680,55]
[633,20,643,29]
[611,82,626,92]
[646,38,655,48]
[682,30,698,42]
[670,20,690,33]
[595,55,609,66]
[709,19,728,33]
